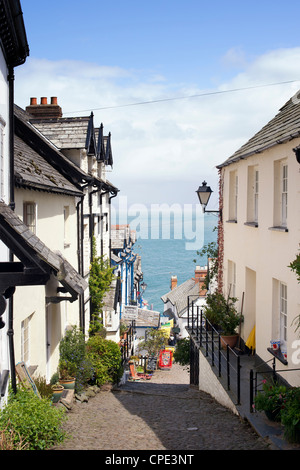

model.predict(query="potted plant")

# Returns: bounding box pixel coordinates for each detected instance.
[120,321,128,340]
[51,383,64,403]
[204,291,240,348]
[58,359,76,389]
[254,379,288,421]
[218,299,241,349]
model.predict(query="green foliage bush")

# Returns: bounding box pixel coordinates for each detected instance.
[173,338,190,366]
[137,328,168,356]
[86,335,123,386]
[59,325,93,392]
[0,388,66,450]
[281,387,300,443]
[89,237,114,336]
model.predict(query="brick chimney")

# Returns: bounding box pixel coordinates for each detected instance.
[170,275,177,290]
[26,97,62,119]
[194,265,208,296]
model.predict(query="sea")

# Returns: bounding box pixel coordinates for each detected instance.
[112,205,218,314]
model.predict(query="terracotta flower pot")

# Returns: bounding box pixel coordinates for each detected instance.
[220,334,238,350]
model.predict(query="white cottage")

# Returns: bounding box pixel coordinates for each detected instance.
[217,91,300,386]
[0,0,29,404]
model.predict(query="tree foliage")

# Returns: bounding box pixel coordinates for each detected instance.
[137,328,168,357]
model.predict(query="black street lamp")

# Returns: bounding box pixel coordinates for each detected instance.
[196,181,219,213]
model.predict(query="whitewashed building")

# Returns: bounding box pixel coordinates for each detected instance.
[217,92,300,386]
[0,0,29,404]
[161,266,208,338]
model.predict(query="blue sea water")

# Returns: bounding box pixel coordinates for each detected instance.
[130,212,218,313]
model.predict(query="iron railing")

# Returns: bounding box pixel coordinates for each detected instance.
[249,357,300,413]
[120,321,135,364]
[187,302,241,405]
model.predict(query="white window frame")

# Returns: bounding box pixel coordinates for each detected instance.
[229,170,238,221]
[254,169,259,224]
[64,205,70,247]
[281,164,288,227]
[273,159,288,229]
[228,260,236,298]
[246,166,259,226]
[21,314,33,366]
[279,282,287,349]
[23,202,37,234]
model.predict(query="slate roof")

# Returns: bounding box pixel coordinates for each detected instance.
[14,135,83,196]
[161,279,201,318]
[0,201,88,298]
[30,116,91,150]
[14,105,91,184]
[217,93,300,168]
[102,279,118,313]
[111,225,135,250]
[123,307,160,328]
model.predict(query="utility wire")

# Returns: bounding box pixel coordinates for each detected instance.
[65,79,300,114]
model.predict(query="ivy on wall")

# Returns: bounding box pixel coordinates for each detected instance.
[89,236,115,336]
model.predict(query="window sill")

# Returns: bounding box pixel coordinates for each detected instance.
[244,222,258,228]
[268,226,288,233]
[226,219,237,224]
[267,347,288,365]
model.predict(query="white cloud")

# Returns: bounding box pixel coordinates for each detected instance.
[14,48,300,207]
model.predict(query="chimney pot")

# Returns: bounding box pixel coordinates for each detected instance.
[30,97,37,105]
[41,97,47,105]
[171,275,177,290]
[51,97,58,105]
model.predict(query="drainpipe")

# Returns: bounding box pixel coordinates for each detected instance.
[76,195,85,331]
[7,65,16,394]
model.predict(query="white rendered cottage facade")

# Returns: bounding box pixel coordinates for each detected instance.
[0,0,29,404]
[217,92,300,387]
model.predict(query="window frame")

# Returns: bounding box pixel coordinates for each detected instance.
[23,202,37,234]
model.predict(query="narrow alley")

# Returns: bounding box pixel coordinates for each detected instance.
[51,363,271,452]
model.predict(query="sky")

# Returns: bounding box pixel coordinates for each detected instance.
[14,0,300,211]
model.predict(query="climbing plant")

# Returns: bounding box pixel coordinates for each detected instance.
[89,236,114,336]
[194,230,218,291]
[289,252,300,335]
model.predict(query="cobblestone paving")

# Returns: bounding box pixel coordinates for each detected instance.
[52,363,271,451]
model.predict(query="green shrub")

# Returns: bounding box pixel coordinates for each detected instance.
[34,375,53,399]
[59,325,92,392]
[254,380,288,421]
[137,328,168,356]
[173,338,190,366]
[86,336,123,386]
[281,387,300,443]
[0,388,66,450]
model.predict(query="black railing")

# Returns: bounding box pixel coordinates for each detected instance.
[249,357,300,413]
[120,321,135,364]
[187,303,241,405]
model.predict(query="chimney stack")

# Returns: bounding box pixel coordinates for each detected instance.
[194,265,208,296]
[26,96,62,119]
[171,275,177,290]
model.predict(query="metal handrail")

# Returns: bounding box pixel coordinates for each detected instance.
[249,361,300,413]
[188,306,241,405]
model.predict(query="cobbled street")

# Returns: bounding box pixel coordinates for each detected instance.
[51,363,271,452]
